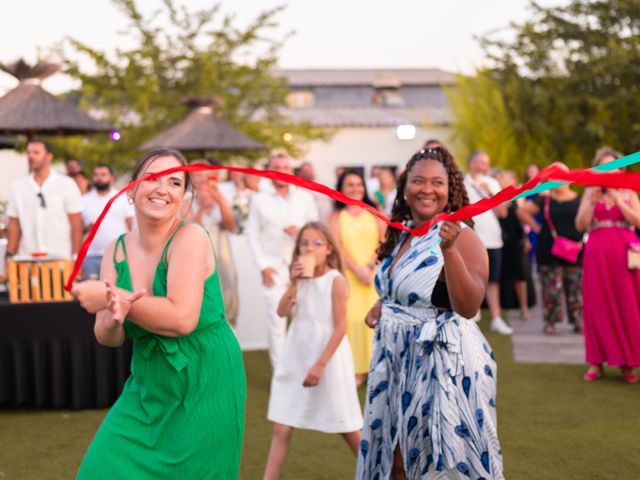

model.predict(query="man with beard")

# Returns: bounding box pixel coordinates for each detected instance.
[6,140,83,260]
[80,164,134,279]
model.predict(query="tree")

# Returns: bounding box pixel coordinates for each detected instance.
[51,0,322,172]
[447,0,640,173]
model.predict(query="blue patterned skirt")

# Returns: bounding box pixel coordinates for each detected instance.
[356,306,504,479]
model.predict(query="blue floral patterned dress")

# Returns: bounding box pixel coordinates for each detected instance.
[356,223,504,480]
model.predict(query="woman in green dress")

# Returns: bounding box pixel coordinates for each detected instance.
[72,148,246,478]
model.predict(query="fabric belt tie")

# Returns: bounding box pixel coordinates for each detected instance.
[381,303,468,473]
[140,336,189,372]
[591,220,633,230]
[416,312,463,379]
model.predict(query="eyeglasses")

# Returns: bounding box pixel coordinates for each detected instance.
[37,192,46,208]
[298,239,325,248]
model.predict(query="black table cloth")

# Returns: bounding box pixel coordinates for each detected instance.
[0,300,132,409]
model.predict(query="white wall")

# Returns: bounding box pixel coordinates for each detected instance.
[229,233,269,350]
[301,126,452,187]
[0,150,28,206]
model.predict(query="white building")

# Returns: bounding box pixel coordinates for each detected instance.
[276,68,455,186]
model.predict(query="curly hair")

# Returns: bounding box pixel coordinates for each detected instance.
[376,146,473,260]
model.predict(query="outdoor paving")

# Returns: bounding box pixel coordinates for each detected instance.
[503,285,586,365]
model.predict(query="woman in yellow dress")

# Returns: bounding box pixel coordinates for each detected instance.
[329,169,385,385]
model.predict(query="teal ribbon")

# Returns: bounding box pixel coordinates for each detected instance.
[514,150,640,199]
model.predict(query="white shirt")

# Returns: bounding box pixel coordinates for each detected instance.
[6,170,83,258]
[245,185,319,277]
[217,181,236,204]
[464,174,503,249]
[81,188,134,257]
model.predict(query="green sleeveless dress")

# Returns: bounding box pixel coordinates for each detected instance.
[77,222,246,479]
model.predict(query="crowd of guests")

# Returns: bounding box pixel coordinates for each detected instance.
[5,138,640,478]
[7,140,640,379]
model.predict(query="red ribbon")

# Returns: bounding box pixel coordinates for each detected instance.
[65,162,640,291]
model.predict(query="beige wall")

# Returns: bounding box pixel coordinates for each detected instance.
[300,126,452,187]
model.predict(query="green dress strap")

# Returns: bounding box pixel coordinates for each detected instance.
[161,220,216,266]
[113,233,128,265]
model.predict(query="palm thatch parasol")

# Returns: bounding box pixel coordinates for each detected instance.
[0,59,114,138]
[140,97,265,154]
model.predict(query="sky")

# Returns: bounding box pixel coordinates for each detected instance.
[0,0,563,94]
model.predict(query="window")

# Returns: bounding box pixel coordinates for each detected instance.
[286,91,315,108]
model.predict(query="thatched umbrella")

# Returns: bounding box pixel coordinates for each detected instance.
[0,59,114,138]
[140,97,265,155]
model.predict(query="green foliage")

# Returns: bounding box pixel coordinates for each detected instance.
[447,0,640,175]
[50,0,323,173]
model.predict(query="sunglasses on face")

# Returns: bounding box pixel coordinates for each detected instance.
[37,192,46,208]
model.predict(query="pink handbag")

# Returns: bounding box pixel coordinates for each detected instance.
[551,236,582,263]
[544,196,582,263]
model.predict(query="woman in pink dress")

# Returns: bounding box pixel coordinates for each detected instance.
[576,147,640,383]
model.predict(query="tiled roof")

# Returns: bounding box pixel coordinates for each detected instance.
[275,68,456,87]
[280,106,451,127]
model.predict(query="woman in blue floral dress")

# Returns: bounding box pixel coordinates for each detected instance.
[356,146,504,479]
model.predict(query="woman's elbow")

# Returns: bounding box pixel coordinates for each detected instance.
[457,305,479,319]
[173,317,198,336]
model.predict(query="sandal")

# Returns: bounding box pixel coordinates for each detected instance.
[620,367,639,384]
[543,324,557,335]
[583,366,603,381]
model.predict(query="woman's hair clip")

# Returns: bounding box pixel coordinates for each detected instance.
[419,147,441,156]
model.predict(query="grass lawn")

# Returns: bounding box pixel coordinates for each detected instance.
[1,317,639,479]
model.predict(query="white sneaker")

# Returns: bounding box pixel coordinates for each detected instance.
[490,317,513,335]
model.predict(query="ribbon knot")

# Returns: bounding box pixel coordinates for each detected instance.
[417,312,463,377]
[140,336,189,372]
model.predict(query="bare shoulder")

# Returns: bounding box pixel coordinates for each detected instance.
[171,222,210,250]
[457,226,483,247]
[331,271,349,293]
[455,227,488,261]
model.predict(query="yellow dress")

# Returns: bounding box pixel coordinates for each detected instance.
[339,209,380,374]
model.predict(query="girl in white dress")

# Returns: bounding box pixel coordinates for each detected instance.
[264,222,364,479]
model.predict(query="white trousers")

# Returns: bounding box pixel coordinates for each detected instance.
[263,282,288,368]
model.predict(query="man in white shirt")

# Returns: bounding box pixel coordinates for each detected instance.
[81,164,134,279]
[295,161,333,225]
[6,140,83,260]
[245,153,319,366]
[464,150,512,335]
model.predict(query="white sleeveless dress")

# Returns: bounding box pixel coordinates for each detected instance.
[267,269,364,433]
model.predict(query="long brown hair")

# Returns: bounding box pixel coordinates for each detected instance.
[377,146,472,260]
[292,222,343,273]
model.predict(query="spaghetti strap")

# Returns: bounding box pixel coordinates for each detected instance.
[161,220,217,266]
[113,234,128,265]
